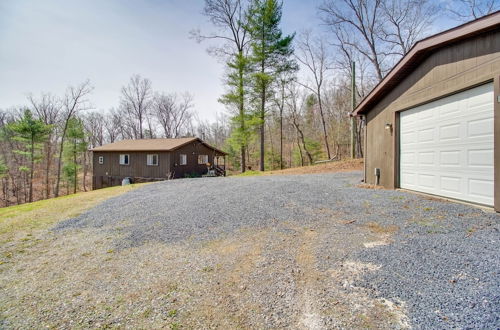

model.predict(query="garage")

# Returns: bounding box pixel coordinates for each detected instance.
[399,83,494,206]
[352,12,500,211]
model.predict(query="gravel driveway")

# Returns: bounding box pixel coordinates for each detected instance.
[2,171,499,329]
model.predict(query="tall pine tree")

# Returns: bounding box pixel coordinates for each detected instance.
[246,0,296,171]
[63,117,87,194]
[198,0,252,172]
[9,110,51,202]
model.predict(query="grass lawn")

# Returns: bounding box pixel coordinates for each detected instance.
[0,184,144,242]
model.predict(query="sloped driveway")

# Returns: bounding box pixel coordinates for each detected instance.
[1,171,498,329]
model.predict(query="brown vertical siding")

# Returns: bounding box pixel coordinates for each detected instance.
[169,141,223,178]
[93,151,171,178]
[92,140,226,188]
[365,30,500,192]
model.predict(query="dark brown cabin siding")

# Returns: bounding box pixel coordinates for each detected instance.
[93,151,171,178]
[92,140,226,189]
[169,141,222,178]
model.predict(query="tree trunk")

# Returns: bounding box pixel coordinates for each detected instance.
[280,86,284,169]
[55,121,70,197]
[292,118,313,165]
[139,112,143,139]
[259,84,266,171]
[29,137,34,203]
[296,135,304,167]
[238,52,246,173]
[268,122,275,170]
[44,134,52,199]
[73,141,77,194]
[317,90,331,159]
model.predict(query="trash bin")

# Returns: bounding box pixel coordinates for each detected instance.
[122,177,132,186]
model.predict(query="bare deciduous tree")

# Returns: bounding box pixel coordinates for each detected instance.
[54,81,93,198]
[286,84,314,165]
[120,74,153,140]
[320,0,435,82]
[447,0,499,21]
[103,109,123,143]
[152,93,194,138]
[83,112,105,148]
[320,0,386,81]
[296,31,332,159]
[381,0,436,56]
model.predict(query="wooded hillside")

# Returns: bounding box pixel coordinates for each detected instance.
[1,0,496,207]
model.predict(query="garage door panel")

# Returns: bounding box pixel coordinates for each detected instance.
[440,176,462,193]
[401,151,416,165]
[401,172,416,186]
[469,179,494,199]
[418,174,436,189]
[418,151,435,166]
[439,102,460,118]
[418,128,435,143]
[440,150,461,166]
[400,83,493,206]
[439,123,461,140]
[468,117,493,137]
[468,149,493,167]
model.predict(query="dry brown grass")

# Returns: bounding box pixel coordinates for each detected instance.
[357,183,388,190]
[265,158,363,175]
[364,222,399,234]
[232,159,363,177]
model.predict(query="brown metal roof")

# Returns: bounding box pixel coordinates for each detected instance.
[91,137,227,155]
[353,11,500,116]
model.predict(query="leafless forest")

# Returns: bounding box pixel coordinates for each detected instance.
[0,0,497,206]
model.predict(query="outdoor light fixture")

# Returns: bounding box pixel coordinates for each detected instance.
[385,123,392,131]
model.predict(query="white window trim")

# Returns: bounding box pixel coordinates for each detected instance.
[179,154,187,165]
[119,154,130,166]
[147,154,158,166]
[198,154,209,165]
[98,156,104,165]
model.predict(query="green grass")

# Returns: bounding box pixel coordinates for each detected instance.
[232,170,263,177]
[0,184,144,238]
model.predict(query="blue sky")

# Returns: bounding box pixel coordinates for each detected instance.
[0,0,452,121]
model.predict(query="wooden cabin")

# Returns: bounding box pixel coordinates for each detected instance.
[91,137,227,189]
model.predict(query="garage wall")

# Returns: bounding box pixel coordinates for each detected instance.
[365,29,500,189]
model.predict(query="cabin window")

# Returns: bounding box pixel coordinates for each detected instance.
[147,154,158,166]
[98,156,104,164]
[179,154,187,165]
[119,154,129,165]
[198,155,209,165]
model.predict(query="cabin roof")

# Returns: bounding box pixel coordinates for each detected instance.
[91,137,227,155]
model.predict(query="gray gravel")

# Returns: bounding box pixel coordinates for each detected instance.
[55,171,500,329]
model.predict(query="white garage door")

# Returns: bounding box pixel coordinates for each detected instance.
[400,83,494,206]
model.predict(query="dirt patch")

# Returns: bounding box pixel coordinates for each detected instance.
[356,183,388,190]
[0,220,410,329]
[295,229,324,329]
[364,222,399,235]
[266,159,363,175]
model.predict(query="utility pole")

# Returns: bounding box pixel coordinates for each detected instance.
[350,61,357,159]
